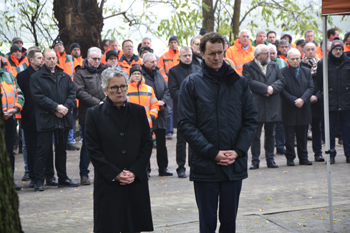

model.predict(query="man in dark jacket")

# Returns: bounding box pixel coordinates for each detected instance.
[190,35,203,67]
[168,46,200,178]
[74,47,106,185]
[243,44,285,169]
[301,42,325,162]
[17,47,57,187]
[317,40,350,164]
[31,49,79,191]
[281,48,314,166]
[178,32,258,232]
[142,53,172,176]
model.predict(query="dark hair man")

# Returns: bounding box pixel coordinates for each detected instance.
[178,32,258,232]
[31,49,79,191]
[243,44,285,170]
[267,31,277,45]
[190,35,203,66]
[327,28,339,42]
[317,40,350,164]
[168,46,201,178]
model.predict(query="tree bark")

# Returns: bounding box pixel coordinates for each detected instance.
[0,113,23,233]
[202,0,215,32]
[232,0,242,40]
[53,0,104,58]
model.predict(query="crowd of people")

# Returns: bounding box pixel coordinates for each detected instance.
[1,26,350,232]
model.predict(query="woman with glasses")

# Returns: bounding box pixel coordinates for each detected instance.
[85,67,154,233]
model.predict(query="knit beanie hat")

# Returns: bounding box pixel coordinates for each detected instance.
[52,37,64,48]
[12,37,23,44]
[168,36,178,44]
[139,46,153,55]
[106,50,119,60]
[130,65,142,76]
[330,40,344,52]
[10,44,21,54]
[200,27,208,35]
[70,43,80,52]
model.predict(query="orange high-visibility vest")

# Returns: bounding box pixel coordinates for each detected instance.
[316,45,323,59]
[127,80,159,128]
[158,48,180,82]
[74,56,84,67]
[0,55,17,77]
[0,70,24,119]
[279,55,288,62]
[56,51,78,77]
[118,54,142,75]
[225,39,255,75]
[345,44,350,53]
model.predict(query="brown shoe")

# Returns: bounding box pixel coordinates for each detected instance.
[80,177,90,185]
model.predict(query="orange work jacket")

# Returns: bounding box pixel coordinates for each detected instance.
[101,49,123,65]
[225,39,255,75]
[127,80,159,128]
[118,54,142,75]
[279,55,288,62]
[344,43,350,53]
[158,48,180,82]
[56,51,78,77]
[0,55,17,77]
[74,56,84,67]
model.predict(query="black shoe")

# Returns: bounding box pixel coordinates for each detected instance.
[346,156,350,164]
[287,160,295,166]
[80,177,90,185]
[158,169,173,176]
[177,169,187,178]
[46,177,58,186]
[15,185,22,191]
[34,180,44,192]
[276,148,286,155]
[249,163,259,170]
[267,161,278,168]
[315,154,325,162]
[22,172,30,181]
[147,172,151,180]
[58,178,80,187]
[66,143,80,151]
[330,156,335,164]
[29,180,35,188]
[300,160,313,165]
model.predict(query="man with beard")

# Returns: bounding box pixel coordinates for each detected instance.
[190,35,203,66]
[317,40,350,164]
[301,42,325,162]
[243,44,285,169]
[168,46,201,178]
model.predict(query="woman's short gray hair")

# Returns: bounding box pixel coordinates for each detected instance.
[87,47,102,58]
[101,68,129,89]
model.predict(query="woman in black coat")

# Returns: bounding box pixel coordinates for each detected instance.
[85,68,153,233]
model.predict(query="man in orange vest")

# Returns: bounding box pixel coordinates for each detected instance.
[118,39,141,74]
[100,39,110,55]
[278,40,290,62]
[296,39,306,58]
[8,44,28,72]
[70,43,83,67]
[225,29,255,75]
[52,38,80,151]
[158,36,180,139]
[101,39,123,65]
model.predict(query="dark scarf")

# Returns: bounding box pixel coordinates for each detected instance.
[85,59,99,73]
[142,64,156,79]
[202,60,230,82]
[179,60,191,69]
[329,51,344,65]
[289,64,300,80]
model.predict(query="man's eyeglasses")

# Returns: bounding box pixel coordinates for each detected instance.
[260,52,270,56]
[91,57,101,61]
[205,51,224,57]
[108,85,128,92]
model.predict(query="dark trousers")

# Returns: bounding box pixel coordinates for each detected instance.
[194,180,242,233]
[4,117,16,173]
[284,125,308,161]
[251,122,275,164]
[23,129,37,180]
[176,130,188,171]
[329,110,350,157]
[274,122,285,151]
[311,117,323,156]
[79,124,90,177]
[154,128,168,170]
[34,129,69,183]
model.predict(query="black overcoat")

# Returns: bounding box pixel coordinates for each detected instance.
[243,60,285,123]
[168,61,200,127]
[85,97,153,233]
[280,65,314,126]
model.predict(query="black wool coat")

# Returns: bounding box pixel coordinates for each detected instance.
[168,61,201,127]
[85,98,153,233]
[243,60,285,123]
[280,65,314,126]
[17,65,38,131]
[30,65,76,132]
[301,61,323,118]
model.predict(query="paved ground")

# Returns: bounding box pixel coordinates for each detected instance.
[14,133,350,233]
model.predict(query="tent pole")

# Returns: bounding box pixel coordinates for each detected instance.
[322,14,334,233]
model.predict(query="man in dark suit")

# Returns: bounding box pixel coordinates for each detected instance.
[243,44,285,169]
[168,46,201,178]
[281,48,314,166]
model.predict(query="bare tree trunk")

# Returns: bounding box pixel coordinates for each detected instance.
[232,0,241,40]
[202,0,215,32]
[0,113,23,233]
[53,0,104,58]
